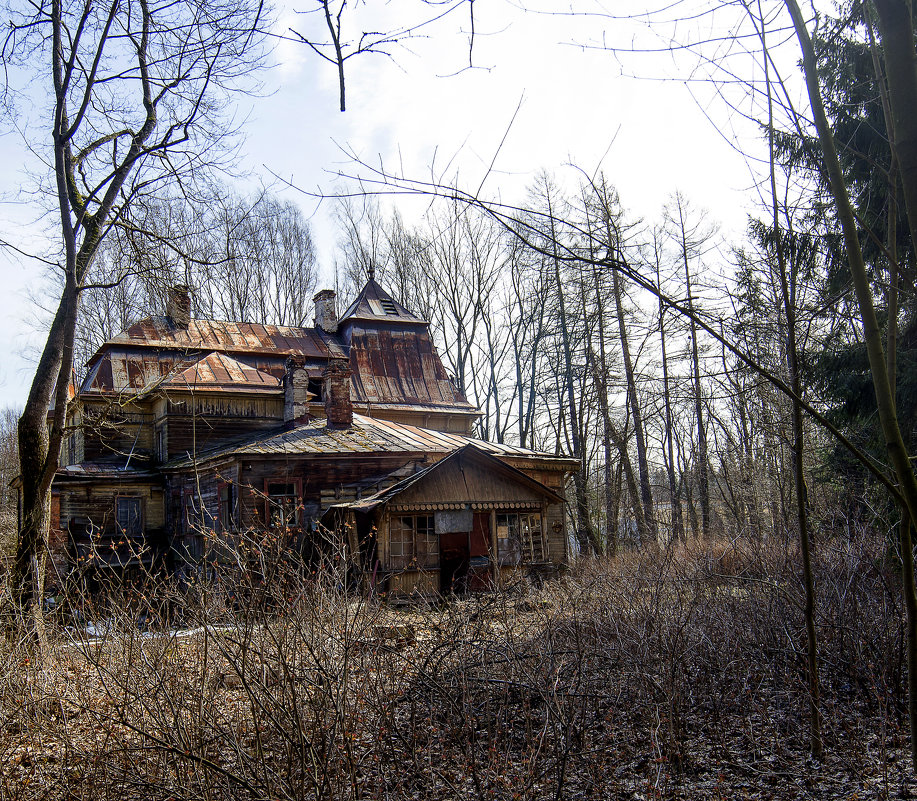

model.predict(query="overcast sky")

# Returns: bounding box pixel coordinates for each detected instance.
[0,0,788,409]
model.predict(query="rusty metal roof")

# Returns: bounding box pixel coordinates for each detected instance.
[347,327,476,412]
[82,350,189,394]
[163,413,571,469]
[163,352,280,392]
[105,316,346,359]
[80,349,322,395]
[79,280,475,417]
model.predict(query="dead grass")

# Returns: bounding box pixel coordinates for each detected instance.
[0,532,911,799]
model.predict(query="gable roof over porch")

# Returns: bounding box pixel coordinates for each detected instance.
[324,444,564,515]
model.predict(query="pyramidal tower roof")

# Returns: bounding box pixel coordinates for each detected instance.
[339,278,425,325]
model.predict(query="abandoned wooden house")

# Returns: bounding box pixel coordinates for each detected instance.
[43,278,575,594]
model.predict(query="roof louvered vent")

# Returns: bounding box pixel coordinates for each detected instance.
[379,297,398,315]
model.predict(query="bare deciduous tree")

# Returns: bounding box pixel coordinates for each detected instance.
[2,0,268,647]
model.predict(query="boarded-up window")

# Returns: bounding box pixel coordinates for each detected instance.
[435,509,473,533]
[116,497,142,537]
[389,514,437,569]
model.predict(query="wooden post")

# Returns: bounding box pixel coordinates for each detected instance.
[490,509,499,588]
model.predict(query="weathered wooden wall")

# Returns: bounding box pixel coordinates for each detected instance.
[79,400,154,463]
[160,394,283,460]
[59,481,166,538]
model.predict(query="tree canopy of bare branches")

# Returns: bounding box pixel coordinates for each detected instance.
[2,0,270,648]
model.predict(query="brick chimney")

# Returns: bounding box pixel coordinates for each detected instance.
[323,357,352,429]
[313,289,338,334]
[283,355,312,427]
[167,285,191,329]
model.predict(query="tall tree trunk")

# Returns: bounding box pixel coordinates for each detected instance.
[770,186,822,761]
[608,417,648,547]
[611,266,657,545]
[757,5,823,756]
[655,253,685,544]
[14,273,81,648]
[675,208,711,539]
[545,196,597,554]
[788,0,917,767]
[590,262,619,556]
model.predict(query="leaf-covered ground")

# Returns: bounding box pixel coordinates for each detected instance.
[1,540,912,799]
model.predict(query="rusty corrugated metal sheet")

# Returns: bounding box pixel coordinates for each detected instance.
[164,414,569,469]
[113,316,346,359]
[348,326,475,412]
[164,352,280,391]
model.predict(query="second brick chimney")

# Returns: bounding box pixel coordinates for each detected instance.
[167,285,192,329]
[323,357,352,429]
[283,355,312,427]
[313,289,338,334]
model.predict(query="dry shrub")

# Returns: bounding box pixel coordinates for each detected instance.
[0,528,910,800]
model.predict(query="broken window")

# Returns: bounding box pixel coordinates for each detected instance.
[265,481,301,528]
[155,427,166,462]
[389,514,437,570]
[496,512,544,565]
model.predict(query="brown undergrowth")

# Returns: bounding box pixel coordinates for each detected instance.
[0,532,911,800]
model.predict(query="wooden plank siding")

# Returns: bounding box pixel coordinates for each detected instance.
[79,400,155,463]
[162,394,283,461]
[59,481,166,537]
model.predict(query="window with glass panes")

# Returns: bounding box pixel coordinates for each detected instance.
[389,514,437,569]
[115,496,142,537]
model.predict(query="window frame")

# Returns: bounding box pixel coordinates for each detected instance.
[155,426,166,462]
[389,513,438,570]
[218,482,237,533]
[263,477,303,529]
[115,495,143,538]
[496,512,544,565]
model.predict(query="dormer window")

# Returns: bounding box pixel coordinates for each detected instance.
[368,297,398,316]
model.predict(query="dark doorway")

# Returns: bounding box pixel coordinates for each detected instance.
[440,513,493,594]
[467,512,493,591]
[439,530,469,594]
